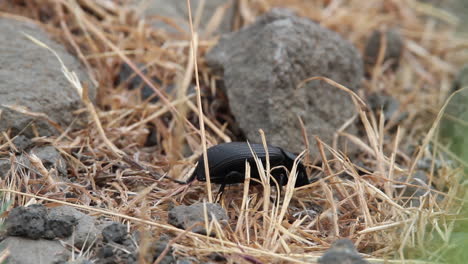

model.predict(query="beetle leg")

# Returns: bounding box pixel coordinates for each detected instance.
[273,173,287,206]
[215,171,243,202]
[215,183,227,202]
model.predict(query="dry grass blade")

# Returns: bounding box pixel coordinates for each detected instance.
[186,0,213,203]
[298,76,368,110]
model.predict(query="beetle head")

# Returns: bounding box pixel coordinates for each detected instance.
[281,149,310,187]
[294,163,310,187]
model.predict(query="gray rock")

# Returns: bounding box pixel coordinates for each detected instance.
[367,93,407,124]
[168,203,228,235]
[117,62,173,103]
[368,93,399,118]
[318,239,369,264]
[291,202,323,222]
[44,206,79,239]
[6,204,48,239]
[0,158,11,178]
[11,135,33,152]
[0,146,67,179]
[146,240,176,264]
[143,0,234,35]
[0,237,71,264]
[0,18,95,137]
[364,28,403,72]
[398,170,432,207]
[177,259,196,264]
[50,206,99,249]
[29,146,67,175]
[65,257,93,264]
[205,8,363,154]
[102,222,128,244]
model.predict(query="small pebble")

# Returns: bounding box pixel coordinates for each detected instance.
[364,28,403,72]
[319,239,369,264]
[102,222,128,244]
[168,203,228,235]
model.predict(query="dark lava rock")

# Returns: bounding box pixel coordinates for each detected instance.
[0,158,11,178]
[207,252,227,262]
[96,244,137,264]
[145,124,159,147]
[6,204,48,239]
[11,135,33,152]
[0,18,95,137]
[368,93,399,118]
[367,93,405,124]
[318,239,369,264]
[0,237,71,264]
[364,28,403,72]
[102,222,128,244]
[168,203,228,235]
[6,204,98,247]
[206,8,363,155]
[117,62,179,104]
[44,207,80,239]
[117,62,161,103]
[146,240,176,264]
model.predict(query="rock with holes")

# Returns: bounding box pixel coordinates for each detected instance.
[102,222,128,244]
[206,8,363,155]
[5,204,48,240]
[0,18,95,138]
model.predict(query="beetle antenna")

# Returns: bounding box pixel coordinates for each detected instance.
[182,170,198,184]
[157,170,197,185]
[165,176,189,185]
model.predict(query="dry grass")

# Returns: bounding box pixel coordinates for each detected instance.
[0,0,467,263]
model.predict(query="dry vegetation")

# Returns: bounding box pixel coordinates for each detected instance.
[0,0,467,263]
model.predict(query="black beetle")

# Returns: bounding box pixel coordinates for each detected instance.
[184,142,310,189]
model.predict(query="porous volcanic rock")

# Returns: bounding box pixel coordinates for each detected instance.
[5,204,48,239]
[0,18,95,137]
[206,8,363,155]
[102,222,128,244]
